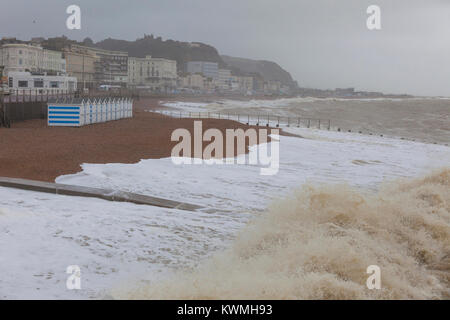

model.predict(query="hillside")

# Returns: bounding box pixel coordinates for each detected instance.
[93,35,226,70]
[221,55,297,89]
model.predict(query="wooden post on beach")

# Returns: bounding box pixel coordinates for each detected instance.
[287,117,290,127]
[307,119,310,128]
[328,120,331,130]
[277,116,280,127]
[318,119,321,129]
[297,118,300,127]
[257,114,259,126]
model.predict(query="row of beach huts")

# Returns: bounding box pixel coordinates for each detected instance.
[47,97,133,127]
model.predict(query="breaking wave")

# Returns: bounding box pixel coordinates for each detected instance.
[114,169,450,299]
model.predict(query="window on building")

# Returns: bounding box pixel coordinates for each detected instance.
[8,77,13,87]
[50,81,59,88]
[19,59,23,65]
[34,80,44,88]
[18,80,28,88]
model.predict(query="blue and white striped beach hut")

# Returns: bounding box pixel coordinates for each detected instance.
[47,98,85,127]
[48,97,133,127]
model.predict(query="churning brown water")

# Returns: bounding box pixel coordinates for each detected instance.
[114,168,449,300]
[189,98,450,145]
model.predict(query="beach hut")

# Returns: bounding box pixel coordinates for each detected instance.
[88,98,95,124]
[81,99,88,125]
[48,98,84,127]
[112,98,117,121]
[120,98,125,119]
[47,96,131,127]
[126,98,133,118]
[100,98,107,122]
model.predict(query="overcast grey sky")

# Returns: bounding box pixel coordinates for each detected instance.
[1,0,450,96]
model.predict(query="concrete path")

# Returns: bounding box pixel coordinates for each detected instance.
[0,177,202,211]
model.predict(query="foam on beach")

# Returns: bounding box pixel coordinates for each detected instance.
[114,168,450,300]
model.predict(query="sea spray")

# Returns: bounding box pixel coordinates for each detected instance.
[113,168,449,300]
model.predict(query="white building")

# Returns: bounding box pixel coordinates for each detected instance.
[7,71,77,94]
[0,43,66,76]
[0,43,42,74]
[185,61,218,80]
[42,49,66,74]
[128,56,177,92]
[238,76,254,94]
[217,69,232,90]
[179,74,204,89]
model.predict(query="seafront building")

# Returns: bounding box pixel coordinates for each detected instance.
[179,73,206,90]
[264,80,282,94]
[239,76,254,94]
[0,39,291,96]
[0,43,75,93]
[63,45,98,90]
[217,69,232,91]
[6,71,77,94]
[87,46,128,87]
[185,61,219,80]
[128,56,177,93]
[63,45,129,89]
[0,43,66,75]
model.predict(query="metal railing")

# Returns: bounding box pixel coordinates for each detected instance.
[150,110,331,130]
[1,88,139,104]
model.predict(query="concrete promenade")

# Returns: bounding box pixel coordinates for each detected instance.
[0,176,202,211]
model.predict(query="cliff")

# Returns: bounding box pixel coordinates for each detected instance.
[221,55,297,89]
